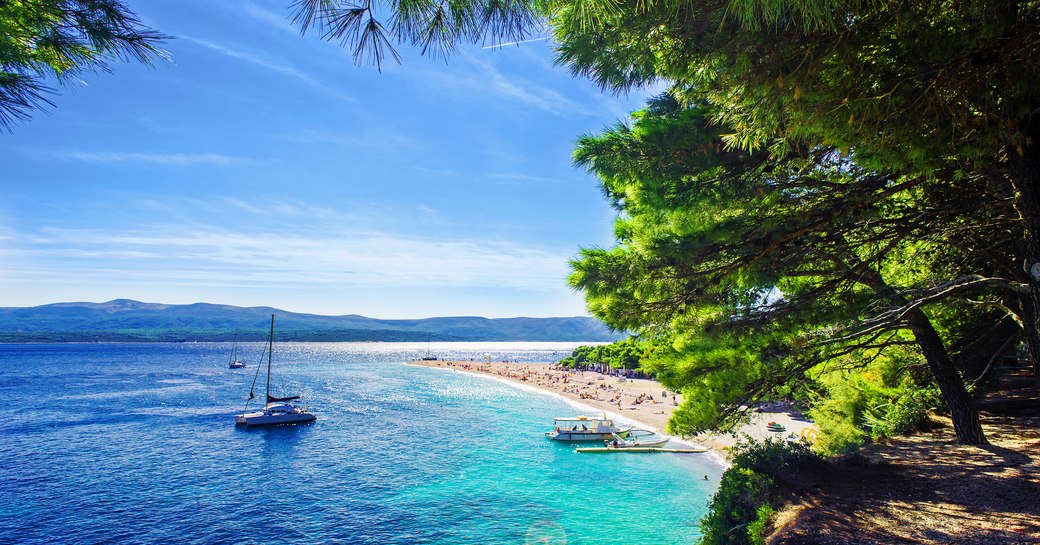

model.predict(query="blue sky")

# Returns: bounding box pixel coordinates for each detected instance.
[0,0,654,318]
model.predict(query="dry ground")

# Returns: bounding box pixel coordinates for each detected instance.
[768,410,1040,545]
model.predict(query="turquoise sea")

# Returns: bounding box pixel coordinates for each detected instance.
[0,342,723,544]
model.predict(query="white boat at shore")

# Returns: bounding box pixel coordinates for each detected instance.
[603,429,670,449]
[234,315,316,427]
[545,415,631,442]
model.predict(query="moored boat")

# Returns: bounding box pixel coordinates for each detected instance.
[228,331,246,369]
[234,315,316,427]
[545,415,631,442]
[603,429,669,449]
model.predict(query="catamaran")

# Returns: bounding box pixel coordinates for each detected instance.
[234,315,316,427]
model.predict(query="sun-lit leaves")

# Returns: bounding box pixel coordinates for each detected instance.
[0,0,168,130]
[568,94,1021,441]
[291,0,540,67]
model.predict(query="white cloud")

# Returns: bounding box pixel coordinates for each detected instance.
[3,194,572,295]
[241,2,298,35]
[486,172,562,185]
[180,35,355,103]
[8,225,569,291]
[412,166,461,177]
[53,151,255,166]
[278,127,422,151]
[386,47,596,119]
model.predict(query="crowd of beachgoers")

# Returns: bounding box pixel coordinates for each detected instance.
[441,361,678,408]
[410,359,816,453]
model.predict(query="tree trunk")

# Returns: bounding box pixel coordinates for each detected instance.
[861,269,987,444]
[1007,129,1040,393]
[903,309,987,444]
[1019,292,1040,392]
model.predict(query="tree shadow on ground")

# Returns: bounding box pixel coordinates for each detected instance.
[769,413,1040,545]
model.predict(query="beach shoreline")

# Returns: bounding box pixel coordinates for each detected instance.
[407,359,817,461]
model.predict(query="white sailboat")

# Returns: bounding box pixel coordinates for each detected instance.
[228,331,246,369]
[234,315,316,427]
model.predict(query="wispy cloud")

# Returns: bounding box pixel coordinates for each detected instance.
[1,197,570,293]
[462,51,589,117]
[278,127,422,151]
[486,172,562,185]
[392,49,594,118]
[180,36,354,103]
[52,150,255,166]
[241,2,297,35]
[481,37,550,49]
[8,225,569,290]
[412,166,462,177]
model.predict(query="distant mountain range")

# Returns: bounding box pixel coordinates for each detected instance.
[0,299,623,342]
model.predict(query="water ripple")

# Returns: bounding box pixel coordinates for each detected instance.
[0,342,722,544]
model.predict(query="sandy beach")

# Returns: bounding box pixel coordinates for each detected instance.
[408,359,817,456]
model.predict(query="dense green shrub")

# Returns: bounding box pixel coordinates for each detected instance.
[747,505,775,545]
[699,438,819,545]
[699,468,773,545]
[729,436,819,478]
[808,348,940,455]
[558,338,645,369]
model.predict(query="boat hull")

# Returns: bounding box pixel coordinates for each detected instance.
[575,446,708,454]
[235,411,316,426]
[545,429,632,442]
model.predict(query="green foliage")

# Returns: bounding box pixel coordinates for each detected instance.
[729,436,820,479]
[291,0,538,67]
[0,0,168,129]
[699,438,818,545]
[809,348,942,455]
[547,0,1040,174]
[747,504,775,545]
[699,468,773,545]
[566,84,1010,445]
[559,337,645,369]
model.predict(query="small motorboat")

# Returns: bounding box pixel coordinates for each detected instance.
[603,430,669,449]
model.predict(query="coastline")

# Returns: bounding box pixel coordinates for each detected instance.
[407,359,817,461]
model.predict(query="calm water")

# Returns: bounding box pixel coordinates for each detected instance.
[0,342,722,544]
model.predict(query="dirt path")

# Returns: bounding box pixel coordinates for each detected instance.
[768,413,1040,544]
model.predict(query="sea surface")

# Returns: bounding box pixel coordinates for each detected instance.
[0,342,723,544]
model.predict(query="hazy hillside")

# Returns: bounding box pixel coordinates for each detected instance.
[0,300,623,342]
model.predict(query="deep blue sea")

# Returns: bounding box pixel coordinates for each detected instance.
[0,342,723,544]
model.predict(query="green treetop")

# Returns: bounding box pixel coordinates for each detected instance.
[0,0,168,130]
[570,95,1025,443]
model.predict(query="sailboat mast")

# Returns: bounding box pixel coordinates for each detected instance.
[266,314,274,404]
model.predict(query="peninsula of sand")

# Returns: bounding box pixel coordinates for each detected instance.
[408,359,817,454]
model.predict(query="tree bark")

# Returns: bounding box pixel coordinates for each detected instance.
[861,269,987,444]
[1007,126,1040,393]
[903,309,987,444]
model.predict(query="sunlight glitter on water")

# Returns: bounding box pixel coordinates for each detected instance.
[0,342,722,544]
